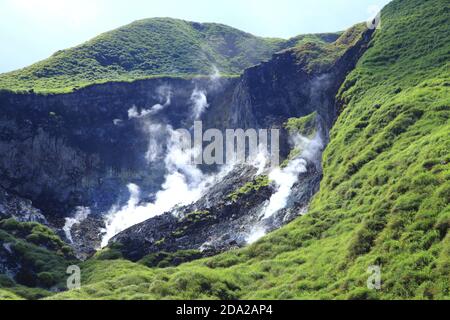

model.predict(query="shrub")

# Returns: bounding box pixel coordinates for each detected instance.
[285,112,319,137]
[0,275,16,288]
[227,175,269,202]
[139,250,203,268]
[37,272,58,288]
[346,288,379,300]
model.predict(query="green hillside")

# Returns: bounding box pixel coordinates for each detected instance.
[38,0,448,300]
[0,18,338,93]
[0,0,448,301]
[0,219,75,300]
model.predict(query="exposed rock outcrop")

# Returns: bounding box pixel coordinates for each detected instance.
[0,77,238,225]
[109,26,374,260]
[111,162,322,261]
[0,187,47,224]
[0,25,373,261]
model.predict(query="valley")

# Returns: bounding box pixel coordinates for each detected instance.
[0,0,448,301]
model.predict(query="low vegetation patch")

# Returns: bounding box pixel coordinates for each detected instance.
[0,219,77,299]
[227,176,270,202]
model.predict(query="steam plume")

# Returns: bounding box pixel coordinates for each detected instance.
[101,84,229,247]
[63,206,91,243]
[191,88,209,120]
[246,132,324,243]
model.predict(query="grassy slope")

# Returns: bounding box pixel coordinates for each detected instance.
[48,0,449,300]
[0,18,338,93]
[290,23,368,74]
[0,289,24,300]
[0,219,77,299]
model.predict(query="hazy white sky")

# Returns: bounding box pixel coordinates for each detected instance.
[0,0,391,73]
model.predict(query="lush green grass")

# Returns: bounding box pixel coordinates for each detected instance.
[0,289,24,300]
[46,0,449,300]
[0,18,338,93]
[139,250,203,269]
[285,111,319,138]
[291,23,368,74]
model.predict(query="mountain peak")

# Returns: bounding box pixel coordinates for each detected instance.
[0,18,339,93]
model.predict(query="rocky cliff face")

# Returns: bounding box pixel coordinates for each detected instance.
[109,27,374,261]
[0,77,237,224]
[0,26,373,260]
[0,187,47,224]
[226,26,374,134]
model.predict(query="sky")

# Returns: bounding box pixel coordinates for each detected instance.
[0,0,391,73]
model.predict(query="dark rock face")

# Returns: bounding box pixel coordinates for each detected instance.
[111,162,322,261]
[0,27,373,261]
[110,165,268,260]
[226,27,374,134]
[110,29,373,261]
[0,187,47,224]
[66,216,105,260]
[0,77,238,225]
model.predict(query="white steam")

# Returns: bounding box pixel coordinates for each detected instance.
[191,88,209,120]
[128,85,172,119]
[246,226,266,245]
[250,146,269,176]
[262,158,308,219]
[144,122,165,163]
[208,65,222,90]
[63,206,91,243]
[101,127,207,247]
[113,119,123,126]
[210,65,221,82]
[101,85,230,247]
[246,133,324,243]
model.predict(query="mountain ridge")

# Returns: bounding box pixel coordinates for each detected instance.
[0,17,340,93]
